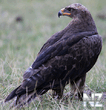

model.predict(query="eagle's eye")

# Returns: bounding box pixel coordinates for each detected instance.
[67,8,72,11]
[67,8,75,12]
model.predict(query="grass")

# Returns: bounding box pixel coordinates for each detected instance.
[0,0,106,109]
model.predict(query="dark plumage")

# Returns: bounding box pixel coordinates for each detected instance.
[5,3,102,107]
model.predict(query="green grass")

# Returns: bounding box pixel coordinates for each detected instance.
[0,0,106,109]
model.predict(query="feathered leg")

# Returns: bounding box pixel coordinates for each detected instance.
[52,80,65,99]
[70,74,86,101]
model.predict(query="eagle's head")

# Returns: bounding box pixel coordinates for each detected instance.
[58,3,90,19]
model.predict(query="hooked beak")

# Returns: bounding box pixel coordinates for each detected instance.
[58,8,71,18]
[58,11,62,18]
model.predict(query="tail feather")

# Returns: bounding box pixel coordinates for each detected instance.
[5,66,53,108]
[12,92,37,108]
[14,88,48,108]
[5,86,21,102]
[5,85,49,108]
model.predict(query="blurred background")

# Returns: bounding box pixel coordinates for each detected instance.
[0,0,106,109]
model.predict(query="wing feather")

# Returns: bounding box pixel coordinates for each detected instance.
[32,31,97,69]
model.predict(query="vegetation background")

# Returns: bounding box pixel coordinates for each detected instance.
[0,0,106,109]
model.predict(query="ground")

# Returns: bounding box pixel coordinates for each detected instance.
[0,0,106,109]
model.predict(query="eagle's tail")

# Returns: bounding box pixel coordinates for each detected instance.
[5,67,50,108]
[5,84,48,108]
[5,86,20,102]
[5,89,37,108]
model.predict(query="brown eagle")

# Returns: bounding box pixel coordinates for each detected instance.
[5,3,102,107]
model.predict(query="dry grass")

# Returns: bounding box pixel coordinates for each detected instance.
[0,0,106,109]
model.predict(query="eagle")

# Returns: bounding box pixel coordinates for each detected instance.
[5,3,102,107]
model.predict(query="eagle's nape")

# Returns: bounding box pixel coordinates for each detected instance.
[5,3,102,108]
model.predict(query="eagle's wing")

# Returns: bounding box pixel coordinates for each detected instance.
[31,31,97,69]
[38,32,62,54]
[38,24,70,55]
[22,31,63,79]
